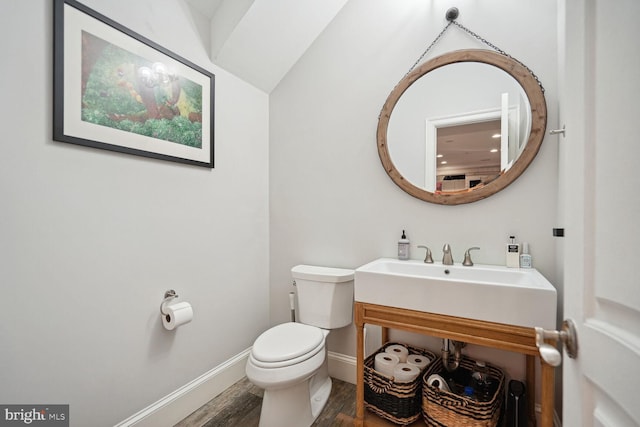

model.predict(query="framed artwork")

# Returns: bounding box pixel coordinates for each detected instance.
[53,0,214,168]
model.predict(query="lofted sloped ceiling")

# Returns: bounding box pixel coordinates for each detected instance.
[185,0,349,93]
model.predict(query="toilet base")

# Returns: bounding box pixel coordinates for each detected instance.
[257,357,331,427]
[309,375,332,421]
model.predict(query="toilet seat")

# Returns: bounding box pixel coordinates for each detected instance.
[250,323,325,369]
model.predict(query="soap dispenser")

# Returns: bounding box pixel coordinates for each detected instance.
[506,236,520,268]
[398,230,410,260]
[520,242,532,268]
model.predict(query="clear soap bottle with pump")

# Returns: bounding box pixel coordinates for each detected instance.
[520,242,532,268]
[398,230,410,260]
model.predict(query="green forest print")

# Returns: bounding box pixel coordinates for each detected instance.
[81,31,203,148]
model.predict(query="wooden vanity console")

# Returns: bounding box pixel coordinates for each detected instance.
[354,302,555,427]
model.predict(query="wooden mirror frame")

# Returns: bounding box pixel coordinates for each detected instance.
[377,49,547,205]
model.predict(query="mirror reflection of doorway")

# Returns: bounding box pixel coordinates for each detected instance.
[380,50,545,204]
[425,95,523,193]
[436,119,501,192]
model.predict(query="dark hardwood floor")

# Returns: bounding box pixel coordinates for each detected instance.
[174,377,356,427]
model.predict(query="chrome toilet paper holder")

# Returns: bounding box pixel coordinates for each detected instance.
[160,289,178,315]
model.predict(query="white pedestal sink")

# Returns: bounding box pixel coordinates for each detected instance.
[355,258,557,329]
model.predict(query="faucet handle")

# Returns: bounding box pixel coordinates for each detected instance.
[417,245,434,263]
[462,247,480,266]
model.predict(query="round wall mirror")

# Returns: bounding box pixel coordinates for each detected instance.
[377,49,547,205]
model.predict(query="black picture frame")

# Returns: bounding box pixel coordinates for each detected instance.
[53,0,214,168]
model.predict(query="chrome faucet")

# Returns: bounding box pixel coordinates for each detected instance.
[442,244,453,265]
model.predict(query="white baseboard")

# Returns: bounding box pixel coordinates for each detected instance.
[327,351,356,385]
[114,348,251,427]
[114,349,356,427]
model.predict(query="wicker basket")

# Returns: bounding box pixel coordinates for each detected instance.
[422,356,505,427]
[364,343,436,425]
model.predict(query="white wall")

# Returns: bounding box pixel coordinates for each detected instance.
[0,1,270,426]
[270,0,560,391]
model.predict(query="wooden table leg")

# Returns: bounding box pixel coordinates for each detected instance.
[540,360,555,427]
[381,326,389,345]
[355,319,365,427]
[526,355,536,426]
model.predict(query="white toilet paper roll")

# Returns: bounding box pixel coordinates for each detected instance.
[406,354,431,370]
[393,363,421,383]
[162,302,193,330]
[385,344,408,363]
[374,352,399,378]
[426,374,451,392]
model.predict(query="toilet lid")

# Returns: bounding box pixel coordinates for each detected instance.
[252,322,324,363]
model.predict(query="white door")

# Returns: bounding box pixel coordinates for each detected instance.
[560,0,640,426]
[500,92,509,171]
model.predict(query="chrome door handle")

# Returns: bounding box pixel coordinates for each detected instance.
[534,319,578,366]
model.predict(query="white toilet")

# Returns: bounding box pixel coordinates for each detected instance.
[245,265,355,427]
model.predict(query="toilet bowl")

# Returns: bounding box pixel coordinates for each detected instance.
[245,265,354,427]
[246,323,331,427]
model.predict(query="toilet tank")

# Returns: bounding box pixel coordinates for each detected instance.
[291,265,355,329]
